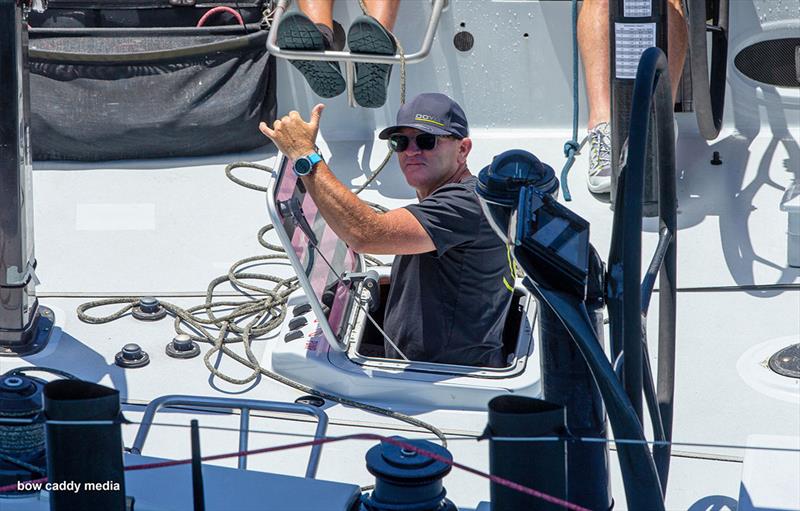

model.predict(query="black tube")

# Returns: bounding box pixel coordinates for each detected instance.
[28,29,267,64]
[517,272,665,511]
[641,341,666,445]
[641,227,673,313]
[43,380,126,511]
[607,167,626,362]
[191,419,205,511]
[485,396,567,511]
[539,247,611,510]
[621,131,645,424]
[30,24,262,36]
[655,57,679,490]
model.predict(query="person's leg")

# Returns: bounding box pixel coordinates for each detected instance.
[578,0,613,193]
[579,0,687,124]
[578,0,610,131]
[294,0,344,50]
[578,0,687,193]
[666,0,688,103]
[361,0,400,31]
[295,0,335,30]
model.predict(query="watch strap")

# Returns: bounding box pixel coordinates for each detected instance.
[306,152,323,166]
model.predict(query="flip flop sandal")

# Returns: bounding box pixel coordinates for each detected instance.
[347,15,397,108]
[276,12,346,99]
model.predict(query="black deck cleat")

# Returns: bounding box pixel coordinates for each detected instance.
[132,297,167,321]
[115,343,150,368]
[284,330,304,343]
[165,334,200,359]
[294,395,325,407]
[288,316,308,330]
[292,303,313,317]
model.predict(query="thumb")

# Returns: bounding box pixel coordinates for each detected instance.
[309,103,325,129]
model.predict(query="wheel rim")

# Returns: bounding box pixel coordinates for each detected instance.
[689,0,729,140]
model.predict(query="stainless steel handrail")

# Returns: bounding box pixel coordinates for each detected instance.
[266,0,446,65]
[130,395,329,479]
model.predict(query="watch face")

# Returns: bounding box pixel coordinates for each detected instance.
[294,157,312,176]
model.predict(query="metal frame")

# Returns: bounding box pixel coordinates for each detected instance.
[265,154,365,353]
[265,0,446,107]
[131,395,330,479]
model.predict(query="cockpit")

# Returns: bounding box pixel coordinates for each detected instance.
[266,154,540,407]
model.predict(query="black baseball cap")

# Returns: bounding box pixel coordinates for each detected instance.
[378,93,469,140]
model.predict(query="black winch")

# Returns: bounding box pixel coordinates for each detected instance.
[0,374,47,494]
[361,437,457,511]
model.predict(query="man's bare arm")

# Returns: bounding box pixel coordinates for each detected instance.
[259,105,435,255]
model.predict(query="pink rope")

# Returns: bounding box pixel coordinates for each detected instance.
[2,433,589,510]
[196,6,244,27]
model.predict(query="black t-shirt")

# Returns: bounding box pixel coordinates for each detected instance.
[383,176,511,367]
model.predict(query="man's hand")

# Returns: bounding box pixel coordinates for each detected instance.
[259,104,325,161]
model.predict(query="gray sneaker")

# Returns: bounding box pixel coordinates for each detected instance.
[587,122,612,194]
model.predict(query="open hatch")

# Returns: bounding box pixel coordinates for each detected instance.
[266,154,537,381]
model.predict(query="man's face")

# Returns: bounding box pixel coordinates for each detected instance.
[394,127,469,195]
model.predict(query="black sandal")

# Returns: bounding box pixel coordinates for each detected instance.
[347,15,397,108]
[276,12,346,99]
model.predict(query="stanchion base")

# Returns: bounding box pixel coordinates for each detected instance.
[0,306,55,357]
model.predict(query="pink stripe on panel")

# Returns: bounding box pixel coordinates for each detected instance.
[326,283,350,337]
[276,162,297,201]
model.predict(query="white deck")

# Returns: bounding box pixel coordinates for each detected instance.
[3,0,800,509]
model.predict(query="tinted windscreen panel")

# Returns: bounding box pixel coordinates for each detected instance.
[274,159,360,337]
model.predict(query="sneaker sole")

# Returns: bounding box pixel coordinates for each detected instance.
[348,16,395,108]
[277,13,345,98]
[587,178,612,194]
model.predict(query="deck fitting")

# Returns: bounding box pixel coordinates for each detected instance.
[768,343,800,379]
[132,297,167,321]
[115,343,150,368]
[166,334,200,359]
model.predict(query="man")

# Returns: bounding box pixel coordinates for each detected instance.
[260,93,511,367]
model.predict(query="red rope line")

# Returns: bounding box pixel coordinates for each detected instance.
[2,434,589,511]
[196,6,244,27]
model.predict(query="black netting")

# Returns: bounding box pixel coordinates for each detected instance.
[734,37,800,88]
[28,4,276,161]
[28,1,265,28]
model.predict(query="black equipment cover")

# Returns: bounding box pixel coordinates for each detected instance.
[27,1,276,161]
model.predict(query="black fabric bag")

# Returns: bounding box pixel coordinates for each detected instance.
[28,1,276,161]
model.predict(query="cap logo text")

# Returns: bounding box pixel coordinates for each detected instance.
[414,114,445,127]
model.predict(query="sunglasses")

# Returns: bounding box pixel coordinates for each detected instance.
[388,133,456,153]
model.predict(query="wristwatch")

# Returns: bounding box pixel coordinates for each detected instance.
[293,151,324,176]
